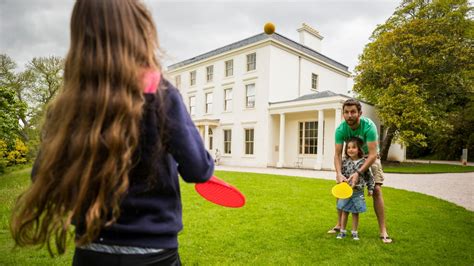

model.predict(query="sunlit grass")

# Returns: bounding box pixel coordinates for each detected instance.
[383,162,474,173]
[0,168,472,265]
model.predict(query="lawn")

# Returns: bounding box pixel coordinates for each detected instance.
[0,168,473,265]
[383,162,474,173]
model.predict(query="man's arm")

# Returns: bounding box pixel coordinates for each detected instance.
[334,143,347,183]
[348,141,377,187]
[360,141,377,172]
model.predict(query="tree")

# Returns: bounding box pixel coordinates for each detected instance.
[423,93,474,160]
[0,54,64,160]
[23,56,64,123]
[0,54,26,145]
[19,56,64,155]
[354,0,474,160]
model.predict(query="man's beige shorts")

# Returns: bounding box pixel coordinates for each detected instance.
[370,158,385,184]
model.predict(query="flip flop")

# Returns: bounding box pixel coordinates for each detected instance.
[380,236,393,244]
[327,227,341,234]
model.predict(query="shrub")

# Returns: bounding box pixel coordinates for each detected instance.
[0,140,7,173]
[6,139,29,166]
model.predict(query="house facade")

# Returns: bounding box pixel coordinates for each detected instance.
[165,24,405,170]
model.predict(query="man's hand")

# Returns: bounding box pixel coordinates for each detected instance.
[336,173,347,184]
[367,190,373,197]
[348,172,360,187]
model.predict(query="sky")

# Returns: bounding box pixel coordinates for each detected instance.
[0,0,401,75]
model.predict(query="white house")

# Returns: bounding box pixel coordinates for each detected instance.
[165,23,405,170]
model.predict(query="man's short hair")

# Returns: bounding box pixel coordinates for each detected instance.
[342,98,362,112]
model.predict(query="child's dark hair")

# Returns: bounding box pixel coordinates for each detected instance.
[345,137,364,158]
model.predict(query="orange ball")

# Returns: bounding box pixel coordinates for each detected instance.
[264,22,275,35]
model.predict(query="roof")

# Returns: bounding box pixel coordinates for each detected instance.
[269,90,349,105]
[269,90,377,107]
[167,32,349,72]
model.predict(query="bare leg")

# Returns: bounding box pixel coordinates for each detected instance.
[329,200,342,233]
[373,184,388,237]
[336,211,349,239]
[340,211,348,231]
[352,213,359,232]
[335,208,342,228]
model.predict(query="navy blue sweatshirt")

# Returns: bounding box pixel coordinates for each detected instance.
[32,79,214,249]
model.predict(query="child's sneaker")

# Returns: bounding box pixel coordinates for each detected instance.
[336,231,346,239]
[352,231,360,241]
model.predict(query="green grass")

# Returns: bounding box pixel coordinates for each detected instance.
[0,167,74,265]
[383,162,474,173]
[417,154,474,163]
[1,169,473,265]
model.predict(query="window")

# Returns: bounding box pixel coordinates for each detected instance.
[206,65,213,82]
[244,129,254,155]
[245,84,255,108]
[224,129,232,154]
[205,92,213,114]
[189,96,196,115]
[224,88,232,111]
[190,71,196,86]
[175,75,181,89]
[208,128,213,151]
[225,60,233,77]
[311,73,318,91]
[299,121,318,155]
[246,53,256,71]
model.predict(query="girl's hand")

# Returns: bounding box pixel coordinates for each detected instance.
[368,191,373,197]
[336,173,348,184]
[348,172,359,187]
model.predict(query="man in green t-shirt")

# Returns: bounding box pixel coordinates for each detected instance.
[328,98,392,243]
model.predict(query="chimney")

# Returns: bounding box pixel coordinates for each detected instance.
[297,23,324,52]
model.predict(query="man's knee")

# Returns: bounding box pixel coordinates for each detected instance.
[373,184,383,198]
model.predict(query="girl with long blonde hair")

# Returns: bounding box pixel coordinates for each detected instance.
[10,0,214,264]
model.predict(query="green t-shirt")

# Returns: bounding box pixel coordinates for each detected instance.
[335,116,379,154]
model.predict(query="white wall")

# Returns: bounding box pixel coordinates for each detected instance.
[299,59,348,96]
[360,101,380,127]
[388,143,406,162]
[267,46,300,103]
[323,109,336,169]
[167,45,273,167]
[299,31,322,52]
[267,46,349,104]
[270,114,279,167]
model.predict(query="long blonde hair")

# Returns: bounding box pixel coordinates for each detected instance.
[11,0,161,255]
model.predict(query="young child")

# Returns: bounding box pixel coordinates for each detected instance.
[336,137,375,240]
[10,0,214,264]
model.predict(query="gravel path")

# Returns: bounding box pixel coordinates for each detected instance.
[215,166,474,211]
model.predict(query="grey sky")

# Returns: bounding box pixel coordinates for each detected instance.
[0,0,400,73]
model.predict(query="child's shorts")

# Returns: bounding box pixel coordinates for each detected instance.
[337,190,367,213]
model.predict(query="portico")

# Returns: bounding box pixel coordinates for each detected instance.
[268,91,346,170]
[193,118,220,152]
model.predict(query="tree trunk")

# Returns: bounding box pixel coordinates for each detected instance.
[18,117,30,142]
[17,129,29,142]
[380,126,397,161]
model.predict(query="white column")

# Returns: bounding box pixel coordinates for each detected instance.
[197,126,204,141]
[334,107,343,171]
[204,124,209,150]
[335,107,342,128]
[315,109,324,169]
[277,113,285,168]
